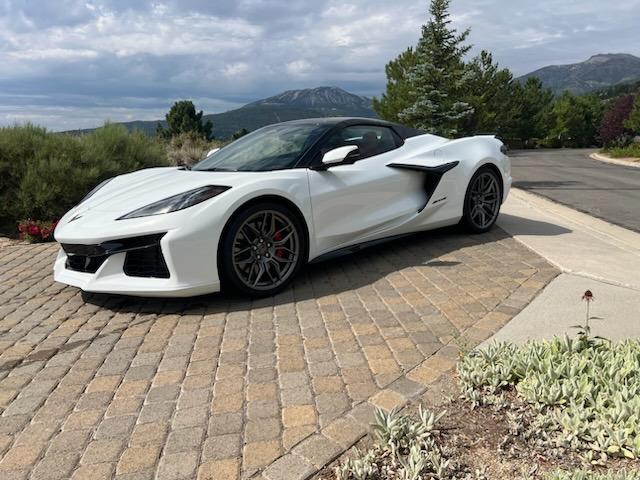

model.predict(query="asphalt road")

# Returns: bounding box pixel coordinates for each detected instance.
[510,149,640,232]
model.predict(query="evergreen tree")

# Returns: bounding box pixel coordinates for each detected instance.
[232,128,250,140]
[157,100,213,140]
[398,0,473,136]
[372,47,418,122]
[512,77,554,144]
[461,50,519,138]
[546,92,603,147]
[624,95,640,134]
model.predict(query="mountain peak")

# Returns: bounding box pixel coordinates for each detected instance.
[247,86,371,109]
[519,53,640,94]
[585,53,638,64]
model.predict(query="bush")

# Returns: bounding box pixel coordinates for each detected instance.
[0,123,167,234]
[599,95,635,146]
[605,143,640,159]
[165,132,226,167]
[458,336,640,463]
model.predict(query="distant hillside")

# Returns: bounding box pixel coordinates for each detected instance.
[594,78,640,100]
[68,87,377,139]
[519,53,640,94]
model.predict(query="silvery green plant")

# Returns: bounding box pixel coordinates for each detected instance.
[458,334,640,462]
[546,471,640,480]
[335,448,377,480]
[335,406,449,480]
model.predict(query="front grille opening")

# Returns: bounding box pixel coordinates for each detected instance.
[124,244,170,278]
[65,254,108,273]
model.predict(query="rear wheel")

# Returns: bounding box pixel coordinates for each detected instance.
[220,202,306,296]
[461,167,502,233]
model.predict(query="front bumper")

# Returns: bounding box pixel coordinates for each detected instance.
[53,215,224,297]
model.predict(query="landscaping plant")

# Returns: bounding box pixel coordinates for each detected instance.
[17,219,58,242]
[546,472,640,480]
[458,327,640,464]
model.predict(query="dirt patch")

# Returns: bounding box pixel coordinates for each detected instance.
[319,381,639,479]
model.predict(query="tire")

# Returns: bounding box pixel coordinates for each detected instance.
[220,202,307,296]
[461,166,503,233]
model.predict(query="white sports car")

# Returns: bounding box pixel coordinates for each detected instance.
[54,118,511,297]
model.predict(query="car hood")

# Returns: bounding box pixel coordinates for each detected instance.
[71,167,259,215]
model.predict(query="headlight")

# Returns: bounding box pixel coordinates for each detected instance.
[116,185,230,220]
[80,177,114,204]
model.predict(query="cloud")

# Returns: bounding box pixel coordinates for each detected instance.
[0,0,638,130]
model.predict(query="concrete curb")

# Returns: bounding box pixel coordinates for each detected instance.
[499,188,640,292]
[590,152,640,168]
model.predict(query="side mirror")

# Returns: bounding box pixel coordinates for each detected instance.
[206,148,220,157]
[319,145,359,169]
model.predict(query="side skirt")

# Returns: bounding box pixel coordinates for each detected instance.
[309,233,414,264]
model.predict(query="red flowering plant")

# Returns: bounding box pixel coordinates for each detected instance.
[17,219,58,243]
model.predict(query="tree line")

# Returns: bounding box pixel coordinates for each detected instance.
[373,0,640,149]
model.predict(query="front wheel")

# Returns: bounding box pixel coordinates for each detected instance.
[220,203,306,296]
[461,167,502,233]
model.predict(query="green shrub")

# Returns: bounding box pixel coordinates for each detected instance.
[604,143,640,159]
[165,132,226,167]
[458,337,640,463]
[0,123,167,233]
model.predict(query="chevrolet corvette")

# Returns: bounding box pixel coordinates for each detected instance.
[53,117,511,297]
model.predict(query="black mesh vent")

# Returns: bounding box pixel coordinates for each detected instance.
[62,233,169,278]
[124,244,170,278]
[65,254,108,273]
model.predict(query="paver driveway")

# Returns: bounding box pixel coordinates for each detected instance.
[0,228,557,480]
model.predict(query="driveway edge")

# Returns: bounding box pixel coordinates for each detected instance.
[590,152,640,168]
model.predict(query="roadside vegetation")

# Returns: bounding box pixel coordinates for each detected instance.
[0,100,223,237]
[0,123,167,236]
[373,0,640,152]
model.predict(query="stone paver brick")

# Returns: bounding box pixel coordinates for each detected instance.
[322,416,367,448]
[0,231,557,479]
[157,451,199,480]
[82,438,126,464]
[116,444,161,475]
[282,405,316,427]
[197,458,239,480]
[242,439,281,469]
[292,433,342,468]
[369,389,407,412]
[263,453,314,480]
[72,463,114,480]
[0,443,43,470]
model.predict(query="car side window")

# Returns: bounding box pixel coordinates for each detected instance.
[321,125,400,161]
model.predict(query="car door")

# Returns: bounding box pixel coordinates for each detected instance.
[307,124,424,255]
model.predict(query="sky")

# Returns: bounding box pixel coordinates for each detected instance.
[1,0,639,131]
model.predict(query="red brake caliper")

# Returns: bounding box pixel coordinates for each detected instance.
[274,231,284,258]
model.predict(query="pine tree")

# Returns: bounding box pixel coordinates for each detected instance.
[372,47,418,122]
[512,77,554,144]
[398,0,473,136]
[157,100,213,141]
[461,50,519,138]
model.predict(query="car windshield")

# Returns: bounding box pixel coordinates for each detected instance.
[192,123,329,172]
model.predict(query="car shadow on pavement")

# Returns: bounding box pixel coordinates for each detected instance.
[78,220,568,317]
[496,213,572,237]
